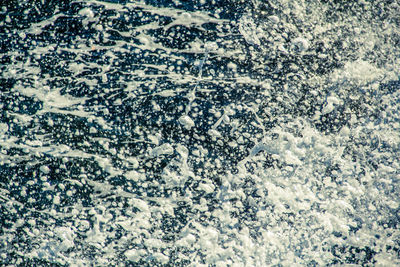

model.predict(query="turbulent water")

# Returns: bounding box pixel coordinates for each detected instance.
[1,0,400,266]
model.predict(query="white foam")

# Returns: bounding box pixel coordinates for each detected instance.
[151,143,174,157]
[332,60,384,84]
[179,115,195,130]
[124,249,146,262]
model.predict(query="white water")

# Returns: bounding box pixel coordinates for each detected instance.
[0,0,400,266]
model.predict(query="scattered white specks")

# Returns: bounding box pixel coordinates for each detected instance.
[2,1,399,266]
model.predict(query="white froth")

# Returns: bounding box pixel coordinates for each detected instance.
[179,115,195,130]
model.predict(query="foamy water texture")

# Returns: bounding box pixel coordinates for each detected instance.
[1,0,400,266]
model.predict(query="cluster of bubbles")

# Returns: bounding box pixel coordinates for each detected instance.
[1,0,399,265]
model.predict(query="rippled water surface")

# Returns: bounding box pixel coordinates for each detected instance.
[1,0,400,266]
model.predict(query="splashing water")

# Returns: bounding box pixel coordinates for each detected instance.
[1,0,400,266]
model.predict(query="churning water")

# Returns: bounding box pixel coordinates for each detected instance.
[1,0,400,266]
